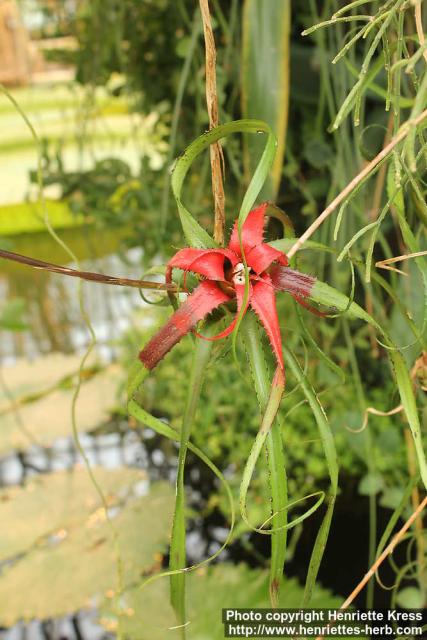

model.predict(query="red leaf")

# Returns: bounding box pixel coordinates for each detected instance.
[270,265,316,298]
[250,275,284,370]
[194,282,251,339]
[139,281,230,370]
[228,203,268,255]
[168,248,237,281]
[137,206,296,371]
[246,243,288,274]
[193,312,239,342]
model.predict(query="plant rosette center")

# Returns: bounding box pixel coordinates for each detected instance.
[138,203,321,373]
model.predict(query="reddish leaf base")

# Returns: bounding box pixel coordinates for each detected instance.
[139,281,229,369]
[269,265,316,298]
[139,204,321,372]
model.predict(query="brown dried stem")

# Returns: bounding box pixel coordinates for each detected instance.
[365,113,394,356]
[287,108,427,259]
[0,249,178,292]
[404,428,426,588]
[415,0,427,64]
[376,250,427,275]
[199,0,226,245]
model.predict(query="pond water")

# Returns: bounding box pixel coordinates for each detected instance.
[0,225,144,363]
[0,224,157,640]
[0,218,225,640]
[0,84,178,640]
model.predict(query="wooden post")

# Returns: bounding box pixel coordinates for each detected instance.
[0,0,31,86]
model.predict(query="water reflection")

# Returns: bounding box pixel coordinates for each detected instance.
[0,428,147,486]
[0,225,143,362]
[1,612,110,640]
[0,225,172,640]
[0,265,179,638]
[0,426,150,640]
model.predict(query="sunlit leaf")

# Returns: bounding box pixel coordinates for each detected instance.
[241,0,291,199]
[101,564,341,640]
[0,362,123,454]
[0,201,83,237]
[0,467,144,562]
[0,480,173,625]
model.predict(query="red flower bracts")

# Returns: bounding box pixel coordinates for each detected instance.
[139,203,315,372]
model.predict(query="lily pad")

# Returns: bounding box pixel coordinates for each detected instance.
[101,564,341,639]
[0,480,174,625]
[0,363,123,454]
[0,353,100,409]
[0,466,144,562]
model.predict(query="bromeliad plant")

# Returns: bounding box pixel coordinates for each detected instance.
[127,119,427,633]
[139,201,321,375]
[128,120,323,623]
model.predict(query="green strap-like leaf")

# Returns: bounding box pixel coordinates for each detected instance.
[241,314,287,606]
[127,399,235,561]
[304,278,427,491]
[241,0,291,200]
[169,323,214,631]
[282,346,338,606]
[240,315,330,606]
[171,120,277,248]
[128,343,236,636]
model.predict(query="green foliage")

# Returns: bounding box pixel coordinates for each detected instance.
[31,151,177,260]
[4,0,427,624]
[101,564,341,639]
[73,1,193,105]
[169,323,216,627]
[65,0,238,128]
[241,0,291,199]
[0,298,27,331]
[123,307,412,506]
